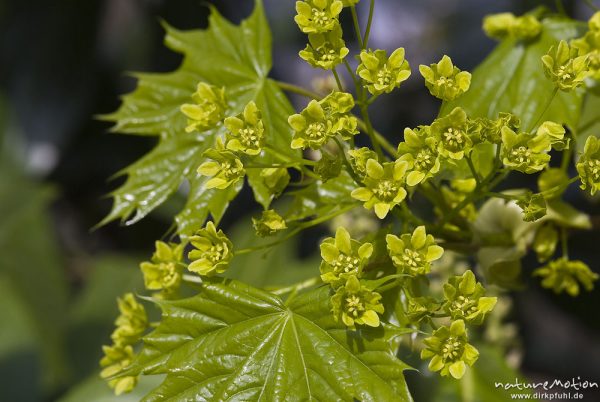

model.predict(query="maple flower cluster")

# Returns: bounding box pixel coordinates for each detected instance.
[100,294,147,395]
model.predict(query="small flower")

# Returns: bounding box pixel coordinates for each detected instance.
[419,55,471,101]
[224,101,265,155]
[576,135,600,195]
[571,25,600,81]
[259,167,290,198]
[356,48,411,95]
[348,147,378,179]
[289,91,357,149]
[188,221,234,276]
[180,82,227,133]
[111,293,148,346]
[295,0,343,34]
[542,40,589,91]
[536,121,568,151]
[431,107,472,160]
[315,151,342,181]
[472,112,520,144]
[139,241,184,296]
[386,226,444,276]
[331,275,384,328]
[398,126,440,186]
[351,159,409,219]
[501,127,550,174]
[516,192,547,222]
[299,25,349,70]
[252,210,287,237]
[421,320,479,379]
[534,258,599,296]
[483,12,542,41]
[533,224,559,263]
[443,270,497,325]
[320,226,373,286]
[198,139,245,189]
[100,343,138,395]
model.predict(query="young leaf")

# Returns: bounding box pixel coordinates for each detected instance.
[441,18,586,130]
[121,278,413,401]
[101,0,298,232]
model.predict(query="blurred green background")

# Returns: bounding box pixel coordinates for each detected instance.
[1,0,599,401]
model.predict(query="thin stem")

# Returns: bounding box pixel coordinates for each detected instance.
[359,101,384,158]
[333,137,364,185]
[355,118,397,157]
[270,276,321,295]
[235,203,356,255]
[275,80,320,99]
[343,60,361,88]
[332,67,344,91]
[529,87,558,131]
[350,5,364,48]
[363,0,375,49]
[561,227,569,258]
[465,154,481,185]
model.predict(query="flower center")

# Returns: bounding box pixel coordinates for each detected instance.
[402,248,423,268]
[443,127,465,150]
[333,254,360,274]
[207,242,227,263]
[317,44,338,63]
[415,149,435,171]
[311,9,332,28]
[436,76,454,88]
[221,161,242,179]
[510,146,531,165]
[587,159,600,181]
[452,295,478,316]
[239,127,260,148]
[345,295,365,317]
[557,65,572,81]
[373,180,399,201]
[306,122,327,139]
[442,336,464,361]
[376,68,393,86]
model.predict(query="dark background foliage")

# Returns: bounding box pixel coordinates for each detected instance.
[0,0,598,401]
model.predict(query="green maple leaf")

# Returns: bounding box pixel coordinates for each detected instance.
[119,279,414,401]
[100,0,298,237]
[441,18,586,131]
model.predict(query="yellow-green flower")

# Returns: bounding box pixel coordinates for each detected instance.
[331,275,384,328]
[443,270,497,325]
[431,107,472,160]
[348,147,378,179]
[590,11,600,32]
[139,241,184,296]
[111,293,147,346]
[517,192,547,222]
[421,320,479,379]
[259,167,290,198]
[542,40,589,91]
[289,91,357,149]
[198,139,245,190]
[536,121,568,151]
[534,258,598,296]
[252,210,287,237]
[320,226,373,286]
[472,112,520,144]
[571,29,600,81]
[188,221,233,276]
[386,226,444,276]
[419,55,471,101]
[501,127,550,174]
[351,159,409,219]
[483,12,542,41]
[398,126,441,186]
[100,344,138,395]
[576,135,600,195]
[295,0,343,34]
[299,25,349,70]
[224,101,265,156]
[180,82,227,133]
[356,48,411,95]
